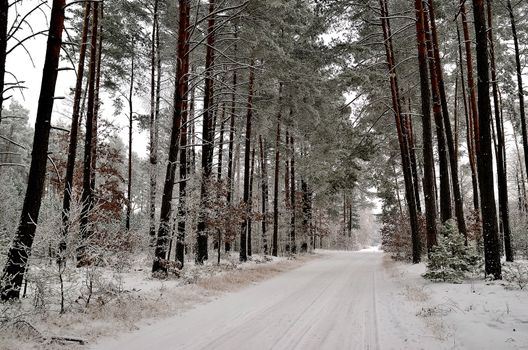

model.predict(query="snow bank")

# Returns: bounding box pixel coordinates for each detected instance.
[0,253,312,350]
[390,259,528,349]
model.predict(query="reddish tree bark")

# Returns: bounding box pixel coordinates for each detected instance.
[427,0,466,236]
[175,9,191,266]
[414,0,437,251]
[380,0,421,263]
[196,0,217,264]
[78,3,100,265]
[461,1,480,189]
[423,5,451,223]
[152,0,190,274]
[59,2,91,260]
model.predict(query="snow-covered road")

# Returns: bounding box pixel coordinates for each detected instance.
[92,251,441,350]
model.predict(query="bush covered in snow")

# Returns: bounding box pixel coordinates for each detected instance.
[423,220,481,283]
[503,261,528,290]
[381,212,426,261]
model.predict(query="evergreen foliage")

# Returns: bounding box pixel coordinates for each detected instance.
[423,220,481,283]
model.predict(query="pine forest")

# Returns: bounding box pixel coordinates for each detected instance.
[1,0,528,349]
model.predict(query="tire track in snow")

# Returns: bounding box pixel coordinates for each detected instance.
[92,252,437,350]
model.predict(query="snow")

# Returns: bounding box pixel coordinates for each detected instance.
[4,251,527,349]
[91,251,528,350]
[358,245,383,253]
[0,253,297,350]
[392,260,528,349]
[91,251,440,350]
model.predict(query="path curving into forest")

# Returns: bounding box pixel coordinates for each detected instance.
[92,251,441,350]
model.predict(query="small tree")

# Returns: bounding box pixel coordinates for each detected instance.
[423,220,481,283]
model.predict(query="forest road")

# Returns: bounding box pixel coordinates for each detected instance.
[92,251,435,350]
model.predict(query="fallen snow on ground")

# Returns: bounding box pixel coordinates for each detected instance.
[390,260,528,349]
[5,251,526,349]
[92,251,528,350]
[91,251,447,350]
[358,245,383,253]
[0,253,302,350]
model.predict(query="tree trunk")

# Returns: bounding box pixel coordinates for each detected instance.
[380,0,421,263]
[152,0,190,275]
[196,0,217,264]
[472,0,502,280]
[512,110,528,211]
[259,135,269,254]
[78,3,100,265]
[240,60,255,262]
[285,130,290,212]
[423,4,451,223]
[456,22,479,212]
[175,15,191,266]
[126,55,135,231]
[290,135,296,253]
[225,51,237,252]
[488,0,512,262]
[90,2,103,214]
[461,1,480,211]
[454,76,459,163]
[248,146,256,256]
[405,105,421,214]
[189,66,196,174]
[59,2,91,260]
[218,104,225,180]
[414,0,438,252]
[301,179,312,250]
[0,0,66,300]
[343,193,347,236]
[392,158,403,217]
[272,83,283,257]
[0,0,7,124]
[149,0,159,245]
[428,0,466,236]
[507,0,528,192]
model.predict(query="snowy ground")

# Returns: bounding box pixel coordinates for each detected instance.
[91,250,528,350]
[391,261,528,349]
[3,251,527,349]
[0,253,308,350]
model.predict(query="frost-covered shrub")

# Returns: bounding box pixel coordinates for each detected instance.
[503,262,528,290]
[510,212,528,259]
[423,220,481,283]
[381,212,426,261]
